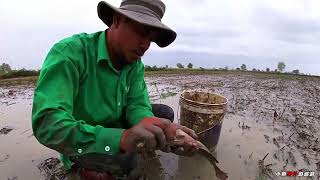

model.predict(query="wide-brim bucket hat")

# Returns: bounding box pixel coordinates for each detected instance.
[97,0,177,47]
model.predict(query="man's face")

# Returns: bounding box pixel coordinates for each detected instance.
[115,16,157,64]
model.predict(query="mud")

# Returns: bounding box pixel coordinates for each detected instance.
[1,74,320,179]
[146,74,320,179]
[0,127,13,135]
[37,157,68,180]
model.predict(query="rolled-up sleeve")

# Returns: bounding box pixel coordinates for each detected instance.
[125,62,154,126]
[32,44,124,158]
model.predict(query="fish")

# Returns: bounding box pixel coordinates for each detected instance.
[169,129,228,180]
[134,125,228,180]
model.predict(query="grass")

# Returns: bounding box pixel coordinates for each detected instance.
[0,68,319,84]
[0,69,39,79]
[145,68,320,80]
[0,76,38,87]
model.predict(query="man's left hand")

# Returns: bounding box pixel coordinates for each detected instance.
[162,123,199,156]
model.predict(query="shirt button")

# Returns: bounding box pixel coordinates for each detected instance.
[105,146,110,152]
[118,102,121,106]
[78,148,82,154]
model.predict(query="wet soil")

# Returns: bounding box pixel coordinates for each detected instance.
[1,74,320,179]
[0,127,13,135]
[147,73,320,180]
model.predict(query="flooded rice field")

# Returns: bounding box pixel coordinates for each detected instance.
[0,74,320,180]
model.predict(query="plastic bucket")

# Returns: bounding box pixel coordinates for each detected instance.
[179,91,228,152]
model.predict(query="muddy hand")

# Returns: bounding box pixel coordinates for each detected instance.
[171,129,199,156]
[162,124,199,156]
[163,123,198,142]
[121,117,171,153]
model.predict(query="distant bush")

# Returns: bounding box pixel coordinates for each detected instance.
[177,63,184,69]
[145,65,167,71]
[292,69,300,74]
[266,68,270,72]
[0,69,40,79]
[240,64,247,71]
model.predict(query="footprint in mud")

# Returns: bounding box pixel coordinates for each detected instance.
[0,127,14,135]
[7,177,18,180]
[0,153,10,162]
[264,135,270,143]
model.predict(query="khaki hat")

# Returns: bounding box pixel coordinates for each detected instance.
[97,0,177,47]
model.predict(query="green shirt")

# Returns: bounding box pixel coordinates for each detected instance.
[31,30,154,169]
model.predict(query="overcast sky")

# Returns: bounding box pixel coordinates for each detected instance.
[1,0,320,75]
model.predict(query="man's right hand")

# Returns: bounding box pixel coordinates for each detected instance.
[120,117,171,153]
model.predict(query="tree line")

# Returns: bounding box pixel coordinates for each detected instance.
[0,61,306,79]
[0,63,40,79]
[145,61,302,75]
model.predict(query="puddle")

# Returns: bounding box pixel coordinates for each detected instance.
[0,98,57,180]
[1,75,320,179]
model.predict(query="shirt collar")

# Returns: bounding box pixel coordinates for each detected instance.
[97,30,110,64]
[97,30,121,74]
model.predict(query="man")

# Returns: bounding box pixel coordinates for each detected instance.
[32,0,198,179]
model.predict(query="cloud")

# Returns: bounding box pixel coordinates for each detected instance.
[1,0,320,75]
[252,5,320,45]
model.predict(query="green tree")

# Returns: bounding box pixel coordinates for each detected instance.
[0,63,12,75]
[177,63,184,69]
[240,64,247,71]
[187,63,193,69]
[152,65,157,70]
[144,65,152,71]
[1,63,11,71]
[277,62,286,72]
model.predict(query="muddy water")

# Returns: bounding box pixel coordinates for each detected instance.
[146,75,320,180]
[148,95,278,180]
[1,74,320,180]
[0,98,57,180]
